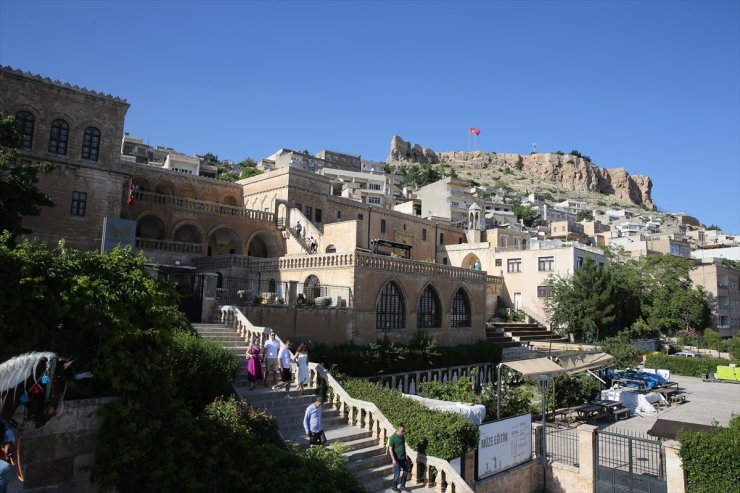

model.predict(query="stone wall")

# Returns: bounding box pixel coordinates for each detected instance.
[475,460,543,493]
[7,397,114,493]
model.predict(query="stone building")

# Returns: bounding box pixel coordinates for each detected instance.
[1,66,504,347]
[690,258,740,337]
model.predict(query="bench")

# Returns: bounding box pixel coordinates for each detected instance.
[611,408,631,421]
[588,412,611,424]
[670,394,686,404]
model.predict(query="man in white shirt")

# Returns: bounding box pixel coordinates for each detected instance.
[272,340,294,398]
[262,330,280,387]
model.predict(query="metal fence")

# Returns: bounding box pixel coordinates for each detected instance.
[546,424,579,466]
[597,428,665,478]
[215,276,353,307]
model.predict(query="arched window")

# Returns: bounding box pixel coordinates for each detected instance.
[376,282,405,330]
[81,126,100,161]
[417,285,441,329]
[451,288,471,327]
[48,119,69,155]
[269,278,276,292]
[15,111,34,150]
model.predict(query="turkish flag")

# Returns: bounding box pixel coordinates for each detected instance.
[470,128,480,135]
[127,182,135,207]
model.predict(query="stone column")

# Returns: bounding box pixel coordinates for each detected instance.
[577,424,598,493]
[201,272,218,322]
[288,280,298,306]
[663,440,686,493]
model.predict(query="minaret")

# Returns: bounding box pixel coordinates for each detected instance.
[467,202,482,243]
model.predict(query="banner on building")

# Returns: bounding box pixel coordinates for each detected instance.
[477,413,532,480]
[101,217,136,253]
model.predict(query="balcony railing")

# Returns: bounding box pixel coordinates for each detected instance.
[193,252,503,284]
[136,237,203,254]
[133,190,274,222]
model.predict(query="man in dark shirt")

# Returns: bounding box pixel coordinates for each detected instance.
[387,424,410,492]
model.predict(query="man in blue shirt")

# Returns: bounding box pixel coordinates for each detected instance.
[303,397,324,446]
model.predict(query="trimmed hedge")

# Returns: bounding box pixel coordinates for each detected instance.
[339,377,479,460]
[644,353,739,378]
[678,415,740,493]
[313,340,503,377]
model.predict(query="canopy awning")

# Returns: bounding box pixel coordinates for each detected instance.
[502,357,566,379]
[556,352,614,375]
[647,419,716,440]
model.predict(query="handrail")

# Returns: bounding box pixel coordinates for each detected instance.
[217,305,275,347]
[367,363,497,395]
[193,252,491,283]
[135,237,203,254]
[309,362,474,493]
[134,190,274,222]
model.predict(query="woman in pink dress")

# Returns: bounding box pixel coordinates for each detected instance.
[246,343,263,390]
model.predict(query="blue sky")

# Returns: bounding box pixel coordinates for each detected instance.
[1,0,738,233]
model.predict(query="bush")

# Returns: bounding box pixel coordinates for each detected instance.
[339,377,479,460]
[169,332,239,411]
[643,353,739,378]
[678,415,740,493]
[729,337,740,360]
[598,333,641,368]
[480,382,539,421]
[419,376,477,404]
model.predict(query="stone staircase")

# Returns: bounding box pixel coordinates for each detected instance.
[194,323,250,387]
[196,322,437,492]
[489,321,567,344]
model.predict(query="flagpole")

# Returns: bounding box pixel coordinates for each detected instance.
[468,130,471,152]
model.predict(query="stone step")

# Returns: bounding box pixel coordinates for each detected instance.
[193,323,232,329]
[281,423,373,446]
[345,448,389,470]
[353,462,395,483]
[277,414,346,435]
[336,435,380,453]
[342,443,386,462]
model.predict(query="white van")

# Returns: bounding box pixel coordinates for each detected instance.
[673,351,698,358]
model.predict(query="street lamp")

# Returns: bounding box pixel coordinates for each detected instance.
[538,374,550,492]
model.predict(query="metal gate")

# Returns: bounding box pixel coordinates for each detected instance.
[595,429,667,493]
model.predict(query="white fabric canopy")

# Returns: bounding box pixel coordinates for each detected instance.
[556,352,614,375]
[502,357,566,379]
[405,394,487,426]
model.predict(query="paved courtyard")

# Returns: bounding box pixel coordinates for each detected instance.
[600,374,740,435]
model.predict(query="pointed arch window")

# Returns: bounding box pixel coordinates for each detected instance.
[451,288,471,327]
[81,126,100,161]
[15,111,35,150]
[417,285,441,329]
[48,119,69,155]
[377,282,405,330]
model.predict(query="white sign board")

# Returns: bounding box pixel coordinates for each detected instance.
[101,217,136,253]
[477,413,532,480]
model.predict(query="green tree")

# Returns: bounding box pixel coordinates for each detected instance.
[237,157,257,168]
[576,209,594,222]
[239,167,263,179]
[0,115,54,243]
[512,203,541,227]
[545,257,616,341]
[201,152,219,165]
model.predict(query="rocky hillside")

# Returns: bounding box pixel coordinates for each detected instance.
[387,135,656,210]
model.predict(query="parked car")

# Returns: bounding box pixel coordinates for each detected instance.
[672,351,698,358]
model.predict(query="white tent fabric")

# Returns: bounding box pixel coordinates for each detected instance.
[556,352,614,375]
[405,394,487,426]
[601,388,667,417]
[502,357,566,379]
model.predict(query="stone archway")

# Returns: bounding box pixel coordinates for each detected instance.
[222,195,238,206]
[246,231,280,258]
[206,227,242,255]
[136,214,166,239]
[173,223,203,244]
[154,181,175,195]
[462,253,481,270]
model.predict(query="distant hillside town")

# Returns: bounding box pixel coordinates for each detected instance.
[1,64,738,341]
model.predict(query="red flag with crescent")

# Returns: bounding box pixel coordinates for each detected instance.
[470,128,480,136]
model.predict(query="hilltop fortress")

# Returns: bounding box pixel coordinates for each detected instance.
[388,135,655,209]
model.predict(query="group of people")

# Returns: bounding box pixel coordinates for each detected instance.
[245,330,310,397]
[246,330,410,492]
[295,221,318,254]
